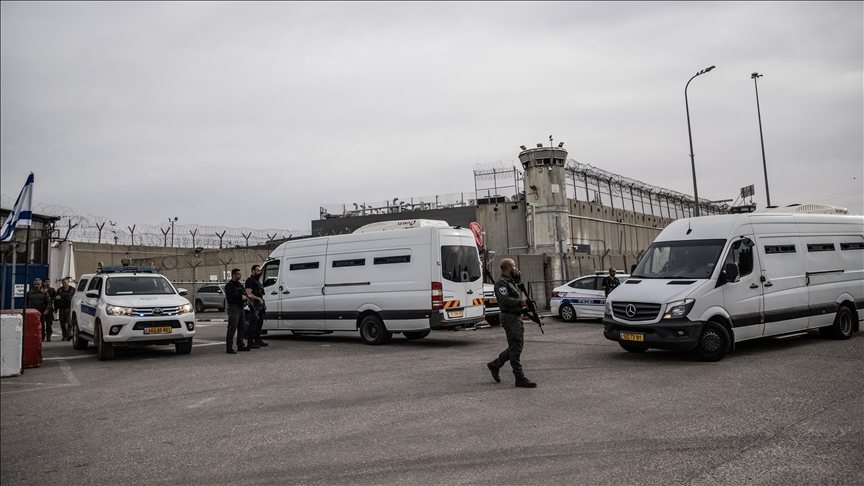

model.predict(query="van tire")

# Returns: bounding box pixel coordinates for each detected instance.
[692,322,730,362]
[194,300,204,313]
[828,307,854,340]
[619,342,647,353]
[175,340,193,354]
[71,316,88,350]
[96,325,115,361]
[403,331,430,340]
[359,315,392,345]
[485,315,500,326]
[559,304,577,322]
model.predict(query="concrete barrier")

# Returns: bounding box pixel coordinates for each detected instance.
[1,314,23,377]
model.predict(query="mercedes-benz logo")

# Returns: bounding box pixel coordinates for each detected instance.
[626,304,637,318]
[152,308,163,316]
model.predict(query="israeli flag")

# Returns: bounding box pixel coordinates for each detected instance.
[0,172,34,242]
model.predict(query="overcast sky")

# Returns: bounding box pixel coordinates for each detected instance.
[2,1,862,232]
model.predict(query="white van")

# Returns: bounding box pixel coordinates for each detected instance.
[603,213,863,361]
[259,220,485,344]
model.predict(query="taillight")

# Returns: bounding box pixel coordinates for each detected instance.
[552,291,560,297]
[432,282,443,309]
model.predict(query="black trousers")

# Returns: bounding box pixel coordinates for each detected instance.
[246,307,262,343]
[226,305,247,350]
[492,316,525,377]
[58,308,71,338]
[41,310,53,339]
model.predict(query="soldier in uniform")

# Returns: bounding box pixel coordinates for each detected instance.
[55,278,76,341]
[25,278,50,341]
[486,258,537,388]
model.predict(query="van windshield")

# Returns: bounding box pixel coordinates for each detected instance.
[441,246,482,283]
[632,239,726,279]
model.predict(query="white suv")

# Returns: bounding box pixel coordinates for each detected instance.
[70,265,196,360]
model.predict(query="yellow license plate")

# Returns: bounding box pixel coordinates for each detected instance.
[620,332,644,342]
[449,310,464,318]
[144,326,172,335]
[489,298,497,304]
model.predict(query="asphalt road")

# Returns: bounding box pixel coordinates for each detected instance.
[1,317,862,486]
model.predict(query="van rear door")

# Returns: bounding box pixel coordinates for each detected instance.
[438,229,484,322]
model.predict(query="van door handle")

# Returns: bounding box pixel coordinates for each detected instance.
[749,284,758,289]
[270,291,278,295]
[283,291,290,294]
[467,290,474,294]
[764,282,773,287]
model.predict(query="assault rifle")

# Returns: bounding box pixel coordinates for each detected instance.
[516,282,544,334]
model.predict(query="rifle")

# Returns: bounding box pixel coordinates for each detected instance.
[516,282,544,334]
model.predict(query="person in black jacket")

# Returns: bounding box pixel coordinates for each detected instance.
[245,265,267,348]
[601,268,621,297]
[25,279,50,341]
[55,278,76,341]
[224,269,249,354]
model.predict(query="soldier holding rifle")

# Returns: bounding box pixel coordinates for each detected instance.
[486,258,538,388]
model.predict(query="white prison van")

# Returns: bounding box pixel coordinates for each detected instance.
[603,213,863,361]
[259,220,485,344]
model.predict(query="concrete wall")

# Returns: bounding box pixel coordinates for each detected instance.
[312,206,478,236]
[475,201,529,257]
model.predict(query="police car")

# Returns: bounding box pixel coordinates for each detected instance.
[550,273,630,322]
[70,263,196,360]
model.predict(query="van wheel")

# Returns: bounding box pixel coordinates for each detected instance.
[359,315,392,345]
[175,340,193,354]
[194,300,204,313]
[485,315,500,326]
[96,325,115,361]
[619,342,647,353]
[828,307,854,340]
[404,331,430,340]
[692,322,730,362]
[559,304,577,322]
[71,316,88,350]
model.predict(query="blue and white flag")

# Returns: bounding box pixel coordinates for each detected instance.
[0,172,34,242]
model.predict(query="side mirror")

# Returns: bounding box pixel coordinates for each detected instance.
[177,288,188,296]
[218,289,224,294]
[85,290,99,298]
[724,263,740,284]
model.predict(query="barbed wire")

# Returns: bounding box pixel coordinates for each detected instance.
[0,195,311,248]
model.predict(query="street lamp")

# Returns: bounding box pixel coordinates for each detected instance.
[685,65,716,217]
[751,72,771,207]
[169,217,178,247]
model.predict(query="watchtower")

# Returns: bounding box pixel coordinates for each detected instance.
[518,145,571,254]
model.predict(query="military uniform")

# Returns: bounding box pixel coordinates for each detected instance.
[487,273,536,387]
[55,285,76,341]
[25,288,50,340]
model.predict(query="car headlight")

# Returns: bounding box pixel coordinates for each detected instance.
[106,305,132,316]
[663,299,695,319]
[179,304,193,314]
[604,300,613,316]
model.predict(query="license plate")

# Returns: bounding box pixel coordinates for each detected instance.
[489,298,497,304]
[144,326,172,334]
[620,332,644,342]
[449,310,464,318]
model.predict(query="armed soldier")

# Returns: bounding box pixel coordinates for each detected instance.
[486,258,537,388]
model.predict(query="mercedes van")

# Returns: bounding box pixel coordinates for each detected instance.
[603,213,863,361]
[259,220,485,344]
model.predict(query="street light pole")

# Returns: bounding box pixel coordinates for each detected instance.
[685,65,716,217]
[751,72,771,207]
[170,217,178,247]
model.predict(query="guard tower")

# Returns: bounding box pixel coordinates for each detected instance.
[518,145,571,255]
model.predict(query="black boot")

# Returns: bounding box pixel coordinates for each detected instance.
[515,375,537,388]
[254,340,269,347]
[487,362,501,383]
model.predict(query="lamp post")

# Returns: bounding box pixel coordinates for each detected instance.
[751,72,771,207]
[170,217,178,247]
[685,65,716,217]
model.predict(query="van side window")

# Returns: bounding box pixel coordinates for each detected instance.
[333,259,365,268]
[807,243,835,252]
[840,242,864,250]
[289,262,319,271]
[76,279,89,292]
[725,240,754,277]
[764,245,796,254]
[261,260,280,287]
[374,255,411,265]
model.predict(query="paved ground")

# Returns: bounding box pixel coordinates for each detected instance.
[1,317,862,486]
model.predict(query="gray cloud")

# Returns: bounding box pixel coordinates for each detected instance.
[2,2,861,231]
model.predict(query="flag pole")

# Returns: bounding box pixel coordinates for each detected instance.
[20,226,30,373]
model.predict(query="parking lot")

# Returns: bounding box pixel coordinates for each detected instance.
[1,316,862,485]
